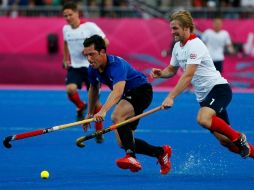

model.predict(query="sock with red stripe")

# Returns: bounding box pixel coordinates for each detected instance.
[211,116,240,142]
[94,104,103,131]
[68,91,85,110]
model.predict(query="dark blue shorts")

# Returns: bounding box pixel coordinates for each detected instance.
[121,83,153,130]
[65,67,90,90]
[199,83,232,115]
[213,61,223,73]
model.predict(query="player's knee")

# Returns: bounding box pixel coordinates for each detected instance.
[111,111,124,124]
[110,113,117,123]
[197,116,210,129]
[66,85,77,95]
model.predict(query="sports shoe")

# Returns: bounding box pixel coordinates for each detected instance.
[233,133,250,158]
[157,145,172,175]
[116,154,142,172]
[95,134,104,144]
[76,103,87,121]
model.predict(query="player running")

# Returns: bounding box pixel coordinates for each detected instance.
[62,1,109,143]
[83,34,172,174]
[150,10,254,159]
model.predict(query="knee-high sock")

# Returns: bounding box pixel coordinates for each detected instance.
[225,142,254,158]
[68,91,85,110]
[94,104,103,131]
[225,143,239,154]
[211,116,240,142]
[134,138,164,157]
[217,110,230,125]
[117,125,135,157]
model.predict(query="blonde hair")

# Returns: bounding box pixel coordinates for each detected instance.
[170,10,195,33]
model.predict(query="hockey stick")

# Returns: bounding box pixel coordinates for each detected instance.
[76,106,162,148]
[3,118,94,149]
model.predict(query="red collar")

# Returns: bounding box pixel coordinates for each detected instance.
[181,33,197,46]
[80,19,86,24]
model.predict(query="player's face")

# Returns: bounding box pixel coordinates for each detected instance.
[83,45,104,69]
[170,20,185,43]
[63,9,79,27]
[213,19,222,32]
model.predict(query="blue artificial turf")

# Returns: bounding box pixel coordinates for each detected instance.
[0,90,253,190]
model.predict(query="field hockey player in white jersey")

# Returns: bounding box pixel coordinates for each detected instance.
[150,10,254,159]
[202,18,235,73]
[62,1,109,143]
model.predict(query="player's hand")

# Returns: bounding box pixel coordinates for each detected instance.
[62,60,70,70]
[93,110,106,122]
[82,113,93,131]
[161,96,174,109]
[150,68,162,78]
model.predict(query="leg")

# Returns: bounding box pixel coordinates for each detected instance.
[91,98,104,143]
[213,132,254,158]
[213,131,239,153]
[198,84,250,158]
[113,99,136,157]
[66,67,87,121]
[135,138,172,175]
[113,100,142,172]
[66,83,86,121]
[197,107,250,158]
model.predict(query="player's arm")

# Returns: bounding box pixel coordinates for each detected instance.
[63,41,70,69]
[162,64,197,109]
[100,81,125,113]
[226,43,235,55]
[225,31,235,55]
[87,84,100,116]
[151,64,178,79]
[168,64,196,99]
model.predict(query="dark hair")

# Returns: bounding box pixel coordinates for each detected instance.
[62,1,78,12]
[83,35,106,52]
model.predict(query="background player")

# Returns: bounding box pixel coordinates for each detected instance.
[202,18,235,73]
[62,1,109,143]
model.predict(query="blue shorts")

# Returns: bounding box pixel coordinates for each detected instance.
[65,67,90,90]
[213,60,223,73]
[199,84,232,124]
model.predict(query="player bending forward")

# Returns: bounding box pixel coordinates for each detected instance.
[151,10,254,159]
[83,35,172,174]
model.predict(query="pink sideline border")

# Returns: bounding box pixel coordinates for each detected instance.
[0,84,254,93]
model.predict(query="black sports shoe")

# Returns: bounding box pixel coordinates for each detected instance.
[95,134,104,144]
[233,133,250,158]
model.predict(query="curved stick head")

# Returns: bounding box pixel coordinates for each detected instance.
[3,136,12,149]
[76,138,86,148]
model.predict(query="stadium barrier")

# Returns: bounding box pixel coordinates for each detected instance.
[0,17,253,90]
